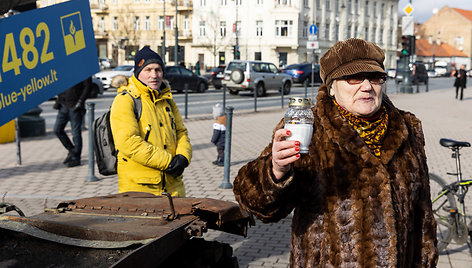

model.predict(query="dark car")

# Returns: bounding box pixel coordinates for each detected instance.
[411,62,428,85]
[165,66,209,93]
[203,66,225,89]
[281,63,322,85]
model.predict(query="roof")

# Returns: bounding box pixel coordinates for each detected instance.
[452,8,472,22]
[415,39,469,57]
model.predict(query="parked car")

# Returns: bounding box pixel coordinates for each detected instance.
[203,66,225,89]
[281,63,322,85]
[427,69,437,78]
[222,60,292,96]
[89,77,104,98]
[164,65,209,93]
[411,62,428,85]
[387,68,396,79]
[395,62,428,85]
[94,65,134,90]
[99,57,117,69]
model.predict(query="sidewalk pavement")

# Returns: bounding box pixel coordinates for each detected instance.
[1,87,471,267]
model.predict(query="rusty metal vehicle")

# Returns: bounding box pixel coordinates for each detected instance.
[0,192,254,267]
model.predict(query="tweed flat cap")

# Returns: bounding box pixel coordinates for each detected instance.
[320,38,386,87]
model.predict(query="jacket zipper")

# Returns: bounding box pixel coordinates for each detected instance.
[144,124,151,142]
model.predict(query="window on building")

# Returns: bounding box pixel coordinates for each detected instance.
[255,52,262,61]
[325,23,330,40]
[373,2,377,16]
[134,16,140,30]
[236,21,241,36]
[134,0,139,3]
[275,20,293,37]
[365,1,369,16]
[355,0,358,14]
[350,24,354,38]
[348,0,352,13]
[220,0,227,5]
[317,0,321,10]
[303,21,308,38]
[184,15,189,31]
[379,28,383,44]
[199,21,206,36]
[257,0,263,5]
[220,21,227,37]
[158,16,164,30]
[278,0,291,5]
[325,0,330,10]
[236,0,242,5]
[304,0,309,6]
[335,23,339,41]
[256,20,263,37]
[200,0,206,6]
[354,25,358,38]
[144,0,150,2]
[373,27,376,42]
[145,16,150,30]
[335,0,338,13]
[99,17,105,32]
[113,16,118,30]
[365,26,368,40]
[169,16,174,29]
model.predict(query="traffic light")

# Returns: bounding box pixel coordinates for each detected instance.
[235,50,240,59]
[400,35,416,57]
[401,35,409,56]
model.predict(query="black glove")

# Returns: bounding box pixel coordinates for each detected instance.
[165,154,189,177]
[74,99,85,111]
[53,102,61,110]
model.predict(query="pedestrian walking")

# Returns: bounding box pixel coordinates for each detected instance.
[454,64,467,100]
[233,38,438,267]
[53,77,91,167]
[110,46,192,197]
[211,103,225,166]
[195,60,200,75]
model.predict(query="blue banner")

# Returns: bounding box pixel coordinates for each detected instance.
[0,0,99,127]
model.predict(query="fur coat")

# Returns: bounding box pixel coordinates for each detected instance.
[233,85,438,267]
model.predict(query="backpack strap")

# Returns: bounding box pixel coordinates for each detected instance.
[121,90,142,121]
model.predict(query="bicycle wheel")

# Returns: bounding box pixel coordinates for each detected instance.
[429,173,457,252]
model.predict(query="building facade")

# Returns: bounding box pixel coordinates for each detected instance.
[192,0,399,70]
[37,0,399,71]
[416,6,472,68]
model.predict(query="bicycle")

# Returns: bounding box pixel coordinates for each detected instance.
[429,138,472,253]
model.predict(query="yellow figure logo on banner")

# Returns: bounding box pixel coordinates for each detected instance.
[60,12,85,55]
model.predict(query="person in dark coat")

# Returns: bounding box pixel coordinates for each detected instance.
[454,64,467,100]
[233,38,438,267]
[211,103,225,166]
[53,77,91,167]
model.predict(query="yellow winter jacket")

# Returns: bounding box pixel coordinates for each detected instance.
[110,76,192,196]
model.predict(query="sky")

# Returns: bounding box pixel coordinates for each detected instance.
[398,0,472,23]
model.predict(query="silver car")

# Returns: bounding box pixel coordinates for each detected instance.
[222,60,292,96]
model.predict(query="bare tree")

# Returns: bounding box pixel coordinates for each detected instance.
[198,10,232,67]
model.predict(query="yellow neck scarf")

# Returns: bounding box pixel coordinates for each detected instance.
[334,100,389,157]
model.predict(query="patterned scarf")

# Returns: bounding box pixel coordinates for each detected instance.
[334,100,389,157]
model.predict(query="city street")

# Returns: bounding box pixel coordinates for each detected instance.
[1,77,471,267]
[39,76,454,129]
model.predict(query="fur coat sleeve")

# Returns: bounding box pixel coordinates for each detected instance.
[233,85,438,267]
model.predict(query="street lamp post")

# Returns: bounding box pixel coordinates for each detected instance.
[174,0,178,65]
[162,0,166,60]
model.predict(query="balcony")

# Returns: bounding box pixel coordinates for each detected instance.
[170,0,193,11]
[90,3,108,14]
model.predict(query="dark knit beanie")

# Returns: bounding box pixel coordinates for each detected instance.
[320,38,386,87]
[134,46,165,77]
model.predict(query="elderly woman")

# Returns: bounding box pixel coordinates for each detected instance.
[233,39,438,267]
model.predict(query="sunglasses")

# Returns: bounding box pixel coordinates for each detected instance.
[339,73,387,85]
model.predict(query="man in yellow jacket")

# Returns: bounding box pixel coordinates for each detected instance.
[110,46,192,196]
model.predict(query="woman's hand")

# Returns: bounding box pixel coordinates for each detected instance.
[272,129,300,181]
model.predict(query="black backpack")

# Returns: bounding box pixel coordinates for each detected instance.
[93,91,142,175]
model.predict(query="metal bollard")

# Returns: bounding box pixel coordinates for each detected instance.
[281,81,284,108]
[253,87,257,112]
[220,106,233,189]
[85,102,99,182]
[223,84,226,109]
[304,79,308,98]
[184,83,189,119]
[15,118,21,165]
